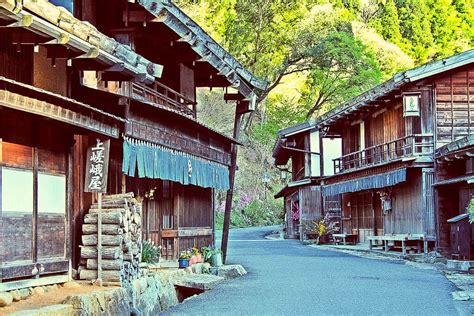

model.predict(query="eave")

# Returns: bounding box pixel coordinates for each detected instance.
[0,1,163,83]
[137,0,267,99]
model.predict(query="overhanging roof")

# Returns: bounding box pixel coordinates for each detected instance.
[435,135,474,160]
[322,168,407,196]
[316,49,474,128]
[137,0,267,99]
[0,1,163,83]
[433,174,474,187]
[0,76,123,138]
[272,120,317,165]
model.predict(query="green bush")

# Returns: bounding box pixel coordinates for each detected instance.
[215,197,283,229]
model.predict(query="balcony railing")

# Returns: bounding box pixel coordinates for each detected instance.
[333,134,434,174]
[131,82,196,118]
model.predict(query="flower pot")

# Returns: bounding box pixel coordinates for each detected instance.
[319,235,329,244]
[211,253,223,267]
[189,256,196,266]
[196,254,202,263]
[178,259,189,268]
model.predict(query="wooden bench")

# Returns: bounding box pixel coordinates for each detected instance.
[368,234,435,255]
[332,233,358,245]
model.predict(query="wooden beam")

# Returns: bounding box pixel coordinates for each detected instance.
[224,93,243,101]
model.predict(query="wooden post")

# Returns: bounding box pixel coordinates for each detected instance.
[96,193,103,286]
[221,109,243,264]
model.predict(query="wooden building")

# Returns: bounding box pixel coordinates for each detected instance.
[0,0,263,291]
[273,122,341,240]
[435,135,474,259]
[274,49,474,255]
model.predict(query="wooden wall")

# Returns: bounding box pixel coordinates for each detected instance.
[382,169,435,235]
[0,34,33,84]
[435,65,474,148]
[33,46,68,96]
[299,185,322,224]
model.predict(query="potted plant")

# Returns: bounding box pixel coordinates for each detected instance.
[178,249,192,268]
[303,213,338,244]
[201,246,223,267]
[192,247,202,263]
[211,248,223,267]
[141,239,161,267]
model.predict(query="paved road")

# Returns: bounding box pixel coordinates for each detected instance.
[164,226,466,315]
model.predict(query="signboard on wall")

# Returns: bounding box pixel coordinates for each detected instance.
[403,93,421,117]
[84,139,110,193]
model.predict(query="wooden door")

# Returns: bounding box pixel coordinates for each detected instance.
[0,137,69,284]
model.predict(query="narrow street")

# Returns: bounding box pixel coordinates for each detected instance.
[164,226,464,315]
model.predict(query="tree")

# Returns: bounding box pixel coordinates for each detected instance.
[396,0,434,63]
[370,0,402,44]
[299,32,382,119]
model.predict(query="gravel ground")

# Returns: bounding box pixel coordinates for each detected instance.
[163,226,470,315]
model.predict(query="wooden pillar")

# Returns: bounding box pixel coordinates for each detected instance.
[221,108,244,263]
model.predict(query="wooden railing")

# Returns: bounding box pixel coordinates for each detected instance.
[131,82,196,118]
[333,134,434,174]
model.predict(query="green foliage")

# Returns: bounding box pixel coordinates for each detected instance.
[468,197,474,223]
[215,197,283,229]
[141,240,161,264]
[178,0,473,228]
[299,31,382,117]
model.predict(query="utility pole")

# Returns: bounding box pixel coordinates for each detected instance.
[221,107,244,264]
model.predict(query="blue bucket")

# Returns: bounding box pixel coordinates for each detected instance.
[178,259,189,268]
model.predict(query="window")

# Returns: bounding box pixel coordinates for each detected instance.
[0,168,34,262]
[38,173,66,259]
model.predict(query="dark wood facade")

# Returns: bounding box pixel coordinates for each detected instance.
[274,50,474,255]
[0,0,262,291]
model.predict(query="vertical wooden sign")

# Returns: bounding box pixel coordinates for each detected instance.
[85,138,110,286]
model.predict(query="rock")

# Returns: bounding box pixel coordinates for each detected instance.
[18,289,31,300]
[9,304,74,316]
[216,265,247,280]
[452,291,474,301]
[32,287,45,296]
[158,277,179,310]
[10,290,21,302]
[202,262,211,274]
[62,282,81,289]
[0,292,13,307]
[447,260,474,272]
[174,274,224,291]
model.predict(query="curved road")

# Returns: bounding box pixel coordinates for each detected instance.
[164,226,467,315]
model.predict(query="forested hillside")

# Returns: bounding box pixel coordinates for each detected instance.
[175,0,474,227]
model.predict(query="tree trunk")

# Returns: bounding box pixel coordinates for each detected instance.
[82,224,121,235]
[80,246,121,259]
[82,234,123,246]
[84,212,123,225]
[87,259,123,270]
[79,269,122,282]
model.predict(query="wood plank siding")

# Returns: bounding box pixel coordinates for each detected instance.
[435,65,474,148]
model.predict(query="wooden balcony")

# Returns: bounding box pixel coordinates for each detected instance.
[333,134,434,174]
[131,82,196,118]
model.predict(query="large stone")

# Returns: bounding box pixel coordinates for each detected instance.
[174,274,224,291]
[63,288,130,316]
[32,287,45,296]
[0,292,13,307]
[18,288,31,300]
[452,291,474,301]
[10,290,21,302]
[447,260,474,272]
[216,265,247,280]
[158,276,179,311]
[9,304,74,316]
